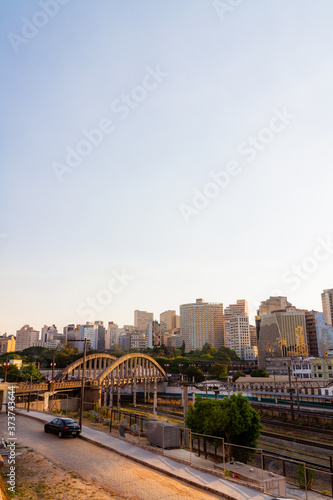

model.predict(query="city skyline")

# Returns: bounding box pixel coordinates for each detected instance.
[0,289,329,338]
[2,2,333,337]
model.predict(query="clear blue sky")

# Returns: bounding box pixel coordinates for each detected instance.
[1,0,333,335]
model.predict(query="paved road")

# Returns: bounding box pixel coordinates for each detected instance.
[12,415,221,499]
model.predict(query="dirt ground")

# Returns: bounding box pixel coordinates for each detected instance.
[1,447,124,500]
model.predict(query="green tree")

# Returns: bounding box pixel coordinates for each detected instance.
[169,356,191,374]
[0,364,21,382]
[201,343,216,355]
[55,343,81,368]
[0,363,44,382]
[250,369,269,378]
[232,371,246,382]
[209,363,228,380]
[185,365,205,382]
[153,357,169,370]
[19,363,44,381]
[0,353,22,362]
[185,394,262,460]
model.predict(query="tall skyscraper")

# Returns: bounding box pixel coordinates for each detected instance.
[249,324,257,346]
[321,288,333,326]
[230,316,250,358]
[257,308,308,368]
[94,321,106,351]
[78,322,95,350]
[160,310,179,333]
[134,310,153,332]
[315,312,333,357]
[224,299,249,348]
[180,298,224,352]
[304,310,319,357]
[41,325,58,342]
[15,325,40,351]
[106,322,119,349]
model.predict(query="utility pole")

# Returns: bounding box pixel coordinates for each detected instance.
[80,339,87,430]
[288,362,295,421]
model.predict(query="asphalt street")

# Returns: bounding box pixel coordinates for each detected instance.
[7,415,222,499]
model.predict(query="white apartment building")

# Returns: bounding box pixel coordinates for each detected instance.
[230,316,250,358]
[224,300,249,348]
[78,322,95,350]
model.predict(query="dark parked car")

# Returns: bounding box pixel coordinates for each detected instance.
[44,418,81,438]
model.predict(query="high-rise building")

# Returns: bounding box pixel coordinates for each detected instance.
[134,310,154,332]
[224,300,249,348]
[180,298,224,352]
[315,312,333,357]
[94,321,106,351]
[304,310,319,357]
[249,325,257,346]
[160,310,179,333]
[321,288,333,326]
[15,325,39,351]
[146,320,160,348]
[0,335,16,354]
[63,324,80,342]
[230,316,250,358]
[258,296,292,315]
[78,322,95,350]
[130,333,147,350]
[257,308,308,368]
[41,325,58,343]
[106,322,119,349]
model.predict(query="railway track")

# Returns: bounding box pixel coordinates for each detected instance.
[261,417,333,434]
[260,430,333,451]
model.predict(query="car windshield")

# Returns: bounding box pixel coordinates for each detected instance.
[62,419,76,424]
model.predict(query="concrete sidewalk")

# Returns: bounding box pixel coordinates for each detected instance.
[15,409,276,500]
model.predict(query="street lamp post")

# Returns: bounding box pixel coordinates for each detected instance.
[4,358,9,383]
[67,338,87,431]
[50,358,56,381]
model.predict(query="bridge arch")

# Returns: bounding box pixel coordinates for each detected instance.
[97,353,166,385]
[55,353,117,381]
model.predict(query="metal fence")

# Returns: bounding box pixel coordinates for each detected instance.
[13,397,333,498]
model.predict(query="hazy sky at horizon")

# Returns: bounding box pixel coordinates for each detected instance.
[1,0,333,335]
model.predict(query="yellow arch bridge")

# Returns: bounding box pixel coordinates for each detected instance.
[15,353,166,410]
